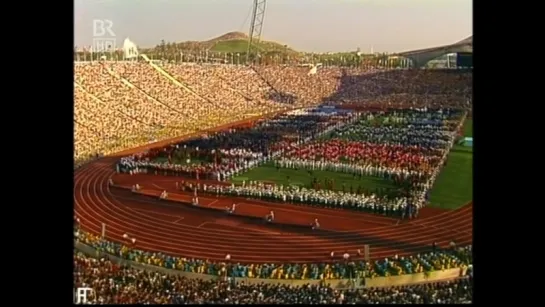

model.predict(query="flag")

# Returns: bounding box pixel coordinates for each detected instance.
[308,65,317,75]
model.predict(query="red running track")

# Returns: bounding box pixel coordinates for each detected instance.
[74,158,473,264]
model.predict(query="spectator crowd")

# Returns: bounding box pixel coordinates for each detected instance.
[76,227,471,281]
[74,62,473,303]
[75,250,472,304]
[74,225,473,304]
[74,62,471,166]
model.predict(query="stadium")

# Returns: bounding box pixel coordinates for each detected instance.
[74,1,473,304]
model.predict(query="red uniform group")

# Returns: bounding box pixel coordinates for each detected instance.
[283,139,442,171]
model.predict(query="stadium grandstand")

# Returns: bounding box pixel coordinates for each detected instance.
[74,0,472,304]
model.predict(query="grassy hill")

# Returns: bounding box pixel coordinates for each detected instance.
[136,31,382,64]
[149,31,299,56]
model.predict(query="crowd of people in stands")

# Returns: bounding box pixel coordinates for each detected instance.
[74,63,473,303]
[75,250,472,304]
[75,225,471,281]
[74,62,471,165]
[74,62,286,164]
[328,69,472,107]
[74,220,473,304]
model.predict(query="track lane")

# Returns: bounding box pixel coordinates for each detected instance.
[75,159,473,263]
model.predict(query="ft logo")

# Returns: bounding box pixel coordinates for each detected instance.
[74,287,94,304]
[92,19,116,52]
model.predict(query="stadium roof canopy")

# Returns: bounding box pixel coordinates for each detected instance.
[397,36,472,68]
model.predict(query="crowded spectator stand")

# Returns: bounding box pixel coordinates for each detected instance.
[74,223,473,303]
[74,249,472,304]
[74,66,472,303]
[75,65,471,166]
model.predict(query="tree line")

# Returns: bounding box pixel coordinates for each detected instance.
[74,39,414,68]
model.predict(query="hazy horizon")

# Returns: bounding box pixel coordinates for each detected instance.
[74,0,472,53]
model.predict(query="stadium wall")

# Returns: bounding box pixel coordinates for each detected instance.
[75,241,465,288]
[365,268,465,288]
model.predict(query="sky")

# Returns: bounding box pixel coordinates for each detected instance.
[74,0,472,53]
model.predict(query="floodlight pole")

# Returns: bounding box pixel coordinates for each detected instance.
[246,0,267,64]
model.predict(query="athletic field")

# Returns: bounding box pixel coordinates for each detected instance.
[232,118,473,210]
[156,119,473,210]
[427,119,473,209]
[230,162,397,195]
